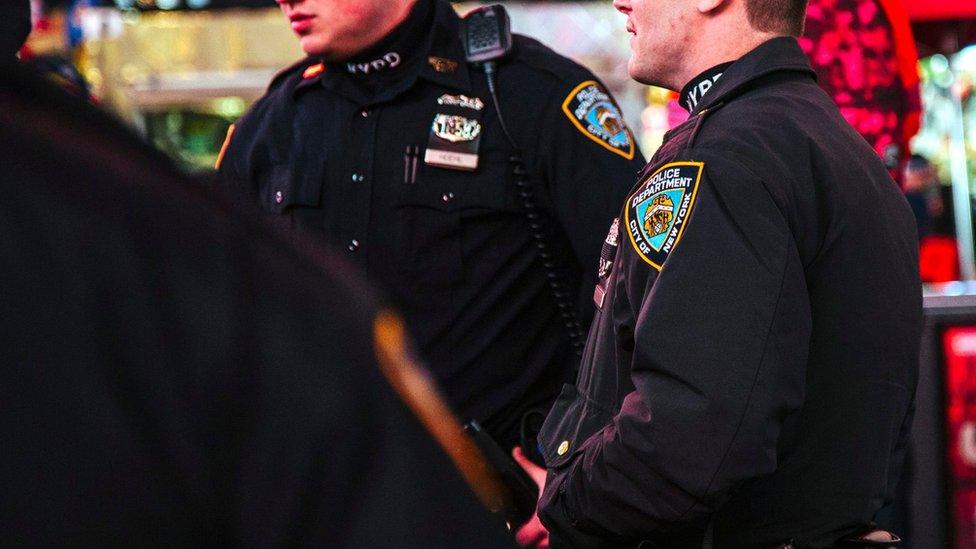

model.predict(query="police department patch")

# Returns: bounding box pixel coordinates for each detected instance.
[562,80,635,160]
[624,161,703,270]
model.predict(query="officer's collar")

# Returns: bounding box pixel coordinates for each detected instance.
[294,0,471,104]
[678,61,732,113]
[684,36,816,116]
[416,0,473,94]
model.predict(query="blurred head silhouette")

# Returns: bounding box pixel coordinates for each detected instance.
[2,0,32,57]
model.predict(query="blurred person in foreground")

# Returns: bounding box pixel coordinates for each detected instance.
[526,0,922,545]
[216,3,644,522]
[0,56,513,548]
[1,0,32,58]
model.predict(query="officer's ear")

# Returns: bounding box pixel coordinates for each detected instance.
[696,0,727,15]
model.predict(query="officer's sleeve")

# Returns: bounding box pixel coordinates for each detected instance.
[538,151,810,543]
[214,101,269,207]
[535,78,645,305]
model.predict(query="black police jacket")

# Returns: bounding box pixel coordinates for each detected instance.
[218,0,645,448]
[0,58,515,548]
[537,37,922,548]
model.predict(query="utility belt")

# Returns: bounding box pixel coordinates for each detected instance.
[633,528,902,549]
[757,530,902,549]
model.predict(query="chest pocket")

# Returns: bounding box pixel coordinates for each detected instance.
[256,162,322,215]
[395,149,510,288]
[537,383,614,469]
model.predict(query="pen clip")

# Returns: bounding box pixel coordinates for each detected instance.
[403,145,420,184]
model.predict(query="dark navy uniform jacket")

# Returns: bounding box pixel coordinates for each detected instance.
[0,58,513,548]
[218,0,644,449]
[537,37,921,548]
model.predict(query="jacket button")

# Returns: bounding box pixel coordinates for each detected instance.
[441,192,454,203]
[275,191,283,204]
[347,239,360,252]
[352,173,365,182]
[360,109,369,118]
[557,440,570,456]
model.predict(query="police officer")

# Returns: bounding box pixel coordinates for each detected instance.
[218,0,644,460]
[531,0,921,546]
[0,57,514,548]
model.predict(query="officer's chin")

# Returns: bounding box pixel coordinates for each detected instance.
[301,42,358,63]
[628,60,668,90]
[626,61,652,87]
[297,37,340,61]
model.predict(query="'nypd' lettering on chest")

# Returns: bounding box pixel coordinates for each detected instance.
[624,161,703,270]
[347,52,401,75]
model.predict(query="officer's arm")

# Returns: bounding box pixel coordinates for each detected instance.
[214,102,269,206]
[537,78,645,299]
[539,153,808,543]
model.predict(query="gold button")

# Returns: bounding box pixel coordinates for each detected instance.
[557,440,570,456]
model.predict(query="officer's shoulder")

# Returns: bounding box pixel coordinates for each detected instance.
[233,57,315,132]
[267,56,321,92]
[713,88,836,168]
[510,34,596,86]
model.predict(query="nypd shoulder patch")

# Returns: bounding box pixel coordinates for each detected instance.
[562,80,635,160]
[624,161,703,270]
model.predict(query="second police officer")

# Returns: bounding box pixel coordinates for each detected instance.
[217,0,644,460]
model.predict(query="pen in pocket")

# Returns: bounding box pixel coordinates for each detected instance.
[403,145,420,184]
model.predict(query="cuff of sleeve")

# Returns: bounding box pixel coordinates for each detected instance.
[539,459,614,547]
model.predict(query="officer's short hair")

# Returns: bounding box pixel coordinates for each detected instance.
[745,0,808,37]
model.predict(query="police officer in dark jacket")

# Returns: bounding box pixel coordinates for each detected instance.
[532,0,922,546]
[218,0,644,456]
[0,57,514,548]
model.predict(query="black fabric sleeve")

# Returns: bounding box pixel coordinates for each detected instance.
[214,98,274,209]
[538,152,811,543]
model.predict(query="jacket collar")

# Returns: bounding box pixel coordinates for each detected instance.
[417,0,473,95]
[688,36,816,116]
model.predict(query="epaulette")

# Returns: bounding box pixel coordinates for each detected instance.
[267,57,322,92]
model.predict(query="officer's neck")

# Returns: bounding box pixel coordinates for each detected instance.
[329,0,430,79]
[326,0,417,63]
[320,0,432,104]
[670,21,779,94]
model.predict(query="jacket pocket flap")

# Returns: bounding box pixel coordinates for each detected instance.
[260,163,321,213]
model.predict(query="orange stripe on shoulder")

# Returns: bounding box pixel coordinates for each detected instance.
[214,124,235,170]
[303,63,325,79]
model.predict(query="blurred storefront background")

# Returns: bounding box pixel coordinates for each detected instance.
[22,1,974,205]
[21,1,677,171]
[30,0,972,219]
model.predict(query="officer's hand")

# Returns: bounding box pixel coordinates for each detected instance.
[512,446,549,548]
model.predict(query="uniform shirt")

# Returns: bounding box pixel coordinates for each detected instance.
[218,0,644,448]
[0,58,513,548]
[537,37,921,548]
